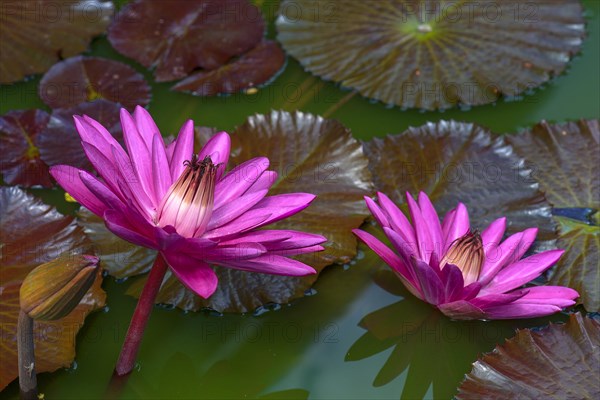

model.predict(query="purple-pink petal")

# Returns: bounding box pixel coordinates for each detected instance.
[377,192,416,245]
[207,190,268,231]
[508,286,578,307]
[438,300,485,320]
[162,252,218,298]
[418,191,443,257]
[213,157,270,209]
[442,203,469,253]
[133,106,161,147]
[405,193,434,263]
[50,165,107,216]
[482,303,564,319]
[411,257,445,305]
[169,120,194,180]
[440,263,465,303]
[198,131,230,180]
[218,254,316,276]
[104,209,157,249]
[151,133,172,202]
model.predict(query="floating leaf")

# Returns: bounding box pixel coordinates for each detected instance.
[362,120,556,246]
[108,0,265,82]
[508,120,600,311]
[37,100,123,171]
[0,0,114,84]
[457,313,600,400]
[276,0,585,110]
[127,110,373,312]
[0,187,105,391]
[0,109,52,187]
[39,56,151,110]
[172,40,286,96]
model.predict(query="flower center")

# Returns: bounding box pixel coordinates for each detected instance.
[157,155,217,238]
[440,231,484,285]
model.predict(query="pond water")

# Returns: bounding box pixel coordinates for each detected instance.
[1,1,598,399]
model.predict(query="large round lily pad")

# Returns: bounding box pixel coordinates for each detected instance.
[0,187,105,391]
[276,0,585,110]
[39,56,151,110]
[172,40,286,96]
[37,100,123,172]
[0,109,53,187]
[0,0,114,84]
[362,120,556,246]
[508,119,600,311]
[103,111,373,312]
[108,0,265,82]
[457,313,600,399]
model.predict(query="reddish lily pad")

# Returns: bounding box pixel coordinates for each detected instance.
[457,313,600,399]
[108,0,265,82]
[39,56,151,110]
[172,40,286,96]
[362,120,556,246]
[0,0,114,84]
[276,0,585,110]
[126,111,373,312]
[508,120,600,311]
[0,109,52,187]
[0,186,105,391]
[37,100,123,172]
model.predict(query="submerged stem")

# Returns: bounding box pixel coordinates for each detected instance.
[17,310,37,400]
[115,254,168,376]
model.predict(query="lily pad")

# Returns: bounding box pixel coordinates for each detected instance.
[108,0,265,82]
[39,56,151,110]
[0,186,105,391]
[126,110,373,312]
[0,0,114,84]
[362,120,556,246]
[37,100,123,171]
[276,0,585,110]
[508,120,600,311]
[172,40,286,96]
[0,109,53,187]
[457,312,600,399]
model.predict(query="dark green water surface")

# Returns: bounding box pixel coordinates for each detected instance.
[1,1,599,399]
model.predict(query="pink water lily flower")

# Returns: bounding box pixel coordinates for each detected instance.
[353,191,578,320]
[50,106,326,299]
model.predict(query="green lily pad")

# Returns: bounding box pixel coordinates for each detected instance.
[0,187,105,391]
[38,56,151,110]
[108,0,265,82]
[0,0,114,84]
[126,110,373,312]
[457,312,600,399]
[362,120,556,247]
[171,40,286,96]
[276,0,585,110]
[37,100,123,172]
[0,109,53,187]
[508,119,600,311]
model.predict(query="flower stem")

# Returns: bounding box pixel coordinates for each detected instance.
[17,310,38,400]
[115,254,168,376]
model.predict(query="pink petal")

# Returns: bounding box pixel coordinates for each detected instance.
[382,227,419,284]
[481,217,507,249]
[244,170,277,195]
[443,202,469,253]
[270,244,325,257]
[50,165,107,216]
[79,170,125,212]
[163,252,218,298]
[220,230,326,250]
[470,291,528,309]
[198,131,230,180]
[213,157,269,209]
[246,193,316,227]
[133,106,160,148]
[418,191,443,257]
[405,193,434,263]
[509,286,578,307]
[481,249,565,295]
[110,144,155,216]
[169,120,194,180]
[482,303,564,319]
[440,264,465,303]
[207,189,268,230]
[80,141,123,197]
[217,254,316,276]
[120,109,155,201]
[411,257,445,305]
[364,196,390,228]
[195,243,267,261]
[74,115,125,162]
[438,300,485,320]
[152,133,172,202]
[377,192,416,246]
[203,213,272,239]
[104,210,157,249]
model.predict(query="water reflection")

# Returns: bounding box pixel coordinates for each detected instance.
[346,268,566,399]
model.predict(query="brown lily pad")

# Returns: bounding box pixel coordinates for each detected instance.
[276,0,585,110]
[508,120,600,311]
[457,313,600,399]
[37,100,123,172]
[0,0,114,84]
[172,40,286,96]
[108,0,265,82]
[0,109,52,187]
[124,111,373,312]
[39,56,151,110]
[0,186,105,391]
[362,120,556,247]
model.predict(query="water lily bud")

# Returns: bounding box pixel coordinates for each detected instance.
[20,254,99,321]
